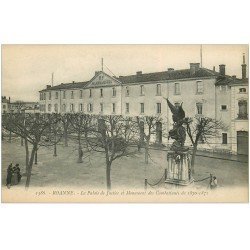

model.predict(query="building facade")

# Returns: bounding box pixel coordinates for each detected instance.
[39,60,248,155]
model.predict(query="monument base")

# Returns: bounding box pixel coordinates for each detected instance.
[165,150,193,186]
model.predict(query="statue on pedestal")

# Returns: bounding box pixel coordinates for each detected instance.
[164,98,193,185]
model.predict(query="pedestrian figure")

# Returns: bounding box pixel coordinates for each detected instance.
[209,174,217,189]
[14,164,22,183]
[6,163,13,189]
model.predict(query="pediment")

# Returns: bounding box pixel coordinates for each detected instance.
[86,71,121,88]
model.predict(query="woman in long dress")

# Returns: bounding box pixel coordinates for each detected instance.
[6,164,13,189]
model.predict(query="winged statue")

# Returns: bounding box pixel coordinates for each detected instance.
[164,98,188,153]
[165,98,185,123]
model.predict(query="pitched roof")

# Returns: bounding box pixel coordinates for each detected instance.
[215,75,248,86]
[117,68,219,84]
[39,67,247,91]
[40,81,89,91]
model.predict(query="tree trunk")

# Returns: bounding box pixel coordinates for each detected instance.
[77,132,83,163]
[25,145,37,189]
[53,144,57,157]
[35,149,38,164]
[191,145,198,174]
[64,127,68,147]
[106,161,111,190]
[9,130,12,143]
[145,141,149,164]
[53,133,57,157]
[24,138,29,174]
[21,137,24,146]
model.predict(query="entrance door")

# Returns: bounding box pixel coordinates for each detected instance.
[237,131,248,155]
[156,122,162,144]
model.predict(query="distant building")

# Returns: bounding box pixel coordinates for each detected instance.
[1,97,39,114]
[38,56,248,155]
[1,96,10,113]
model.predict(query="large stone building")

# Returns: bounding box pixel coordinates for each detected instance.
[39,57,248,155]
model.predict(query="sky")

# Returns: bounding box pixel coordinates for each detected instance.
[2,44,248,102]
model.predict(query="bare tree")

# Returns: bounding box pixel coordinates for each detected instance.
[136,116,164,164]
[2,113,61,188]
[185,116,227,174]
[86,115,138,190]
[61,114,70,147]
[69,113,93,163]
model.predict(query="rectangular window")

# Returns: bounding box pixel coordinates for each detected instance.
[89,89,92,98]
[70,104,74,112]
[54,104,58,113]
[44,93,46,100]
[196,103,203,115]
[222,133,227,144]
[63,91,66,99]
[62,104,66,112]
[175,83,180,95]
[112,88,116,97]
[88,103,93,112]
[140,85,145,95]
[79,104,83,112]
[55,92,58,99]
[49,92,51,100]
[157,103,161,114]
[48,104,51,111]
[126,86,129,96]
[221,105,227,110]
[197,81,203,94]
[239,88,246,93]
[126,103,129,113]
[71,91,74,99]
[156,84,161,95]
[112,103,116,113]
[140,103,144,114]
[100,103,103,112]
[100,89,103,97]
[80,90,83,99]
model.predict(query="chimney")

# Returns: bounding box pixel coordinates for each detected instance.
[46,85,51,89]
[136,71,142,75]
[190,63,200,75]
[168,68,174,71]
[242,53,247,80]
[232,75,236,82]
[213,66,215,72]
[72,81,75,83]
[219,64,225,76]
[8,97,10,103]
[95,71,100,76]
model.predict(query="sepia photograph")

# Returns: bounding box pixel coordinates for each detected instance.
[1,44,249,202]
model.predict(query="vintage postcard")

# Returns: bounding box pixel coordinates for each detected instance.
[1,44,249,202]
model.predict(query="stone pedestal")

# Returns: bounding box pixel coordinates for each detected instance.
[165,151,193,186]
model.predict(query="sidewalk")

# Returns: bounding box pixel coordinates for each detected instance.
[195,150,248,163]
[134,145,248,163]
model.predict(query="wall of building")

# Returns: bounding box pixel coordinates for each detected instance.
[230,84,248,154]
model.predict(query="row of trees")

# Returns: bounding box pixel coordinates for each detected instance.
[2,112,226,189]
